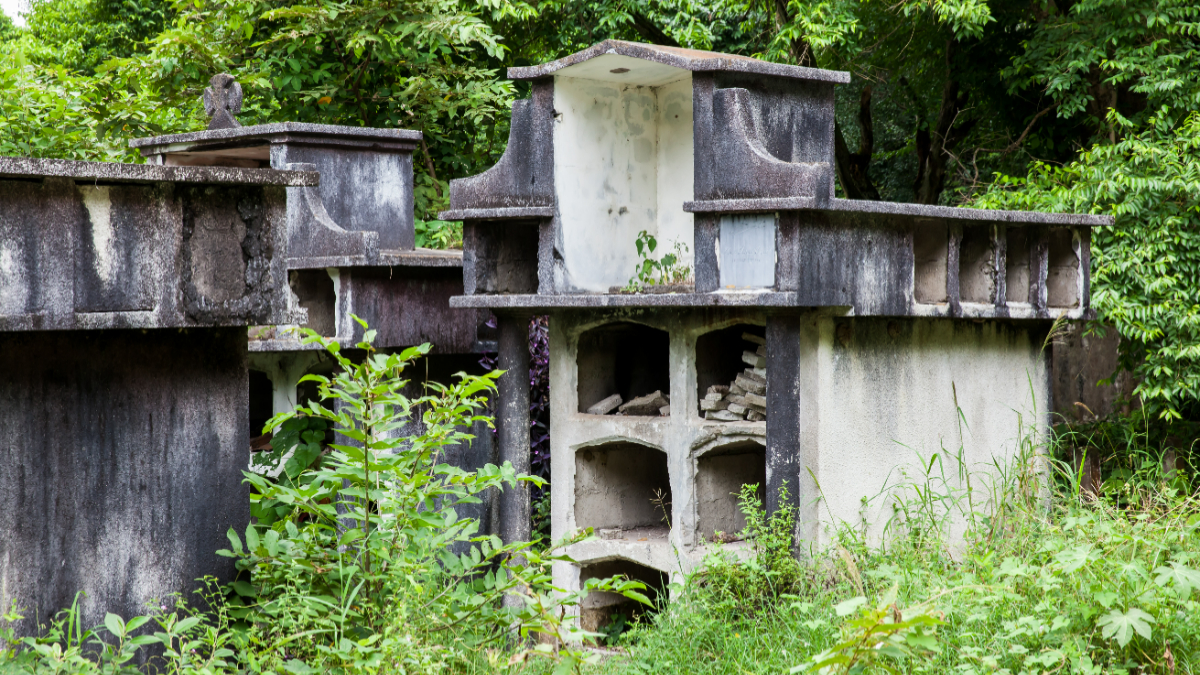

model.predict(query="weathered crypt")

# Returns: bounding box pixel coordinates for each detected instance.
[440,40,1110,624]
[0,156,310,634]
[131,91,499,533]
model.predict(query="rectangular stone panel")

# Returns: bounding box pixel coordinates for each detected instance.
[719,214,775,289]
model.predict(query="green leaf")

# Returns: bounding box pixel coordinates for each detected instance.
[835,596,867,616]
[1097,607,1154,648]
[104,612,125,638]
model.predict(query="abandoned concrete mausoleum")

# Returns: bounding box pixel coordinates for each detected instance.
[1,41,1110,637]
[440,40,1110,621]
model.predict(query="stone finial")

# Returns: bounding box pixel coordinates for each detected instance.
[202,74,243,130]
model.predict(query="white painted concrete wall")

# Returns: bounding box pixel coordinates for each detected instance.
[553,74,694,292]
[801,317,1047,548]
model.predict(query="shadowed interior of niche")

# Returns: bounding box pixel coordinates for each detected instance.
[1047,229,1079,308]
[1005,227,1031,305]
[695,323,765,417]
[579,559,667,636]
[913,224,948,304]
[248,369,273,439]
[576,322,670,415]
[289,269,337,336]
[575,442,671,537]
[695,441,765,542]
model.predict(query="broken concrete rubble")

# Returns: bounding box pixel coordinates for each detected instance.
[587,393,624,415]
[618,390,670,416]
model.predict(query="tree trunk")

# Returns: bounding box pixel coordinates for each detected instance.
[912,43,975,204]
[835,86,880,200]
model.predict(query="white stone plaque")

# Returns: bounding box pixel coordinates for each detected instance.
[718,214,776,289]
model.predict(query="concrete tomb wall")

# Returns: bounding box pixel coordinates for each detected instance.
[0,157,304,636]
[0,329,250,635]
[548,310,1047,587]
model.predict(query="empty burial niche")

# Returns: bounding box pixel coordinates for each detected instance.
[577,322,671,416]
[913,224,949,304]
[1047,229,1080,308]
[575,442,671,539]
[696,441,766,542]
[1005,227,1031,305]
[695,324,766,420]
[958,226,996,304]
[288,269,337,337]
[579,559,667,636]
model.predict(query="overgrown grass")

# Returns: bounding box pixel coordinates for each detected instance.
[572,422,1200,675]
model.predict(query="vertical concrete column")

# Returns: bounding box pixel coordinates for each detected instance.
[765,313,802,518]
[766,311,821,545]
[497,311,532,544]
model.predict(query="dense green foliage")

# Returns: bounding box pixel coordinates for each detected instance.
[588,432,1200,675]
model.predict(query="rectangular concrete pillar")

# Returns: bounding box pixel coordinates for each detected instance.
[496,312,531,544]
[765,311,821,544]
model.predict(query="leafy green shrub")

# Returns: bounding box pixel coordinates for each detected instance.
[607,421,1200,675]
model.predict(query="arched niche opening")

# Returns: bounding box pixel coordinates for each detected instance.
[579,558,668,638]
[577,322,671,416]
[695,323,766,421]
[695,440,766,542]
[575,442,671,540]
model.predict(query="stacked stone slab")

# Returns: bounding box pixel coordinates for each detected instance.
[587,390,672,416]
[0,156,310,637]
[701,333,767,421]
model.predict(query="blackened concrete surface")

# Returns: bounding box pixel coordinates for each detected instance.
[129,122,421,152]
[0,171,294,332]
[133,123,421,253]
[446,82,555,213]
[0,329,250,636]
[0,156,316,186]
[496,313,532,545]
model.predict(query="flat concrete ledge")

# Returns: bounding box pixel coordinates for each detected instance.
[450,291,801,309]
[130,122,422,152]
[450,292,1093,319]
[509,39,850,84]
[0,156,318,186]
[287,248,463,270]
[684,196,821,213]
[685,195,1114,227]
[438,206,555,221]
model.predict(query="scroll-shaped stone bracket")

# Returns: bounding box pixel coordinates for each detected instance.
[203,74,243,130]
[285,162,379,266]
[442,83,556,219]
[710,88,833,204]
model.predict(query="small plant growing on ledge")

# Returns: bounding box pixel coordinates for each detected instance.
[622,230,693,292]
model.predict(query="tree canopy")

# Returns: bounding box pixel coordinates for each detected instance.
[1,0,1197,420]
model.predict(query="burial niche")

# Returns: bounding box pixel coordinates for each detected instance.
[575,442,671,539]
[577,322,671,416]
[695,440,765,542]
